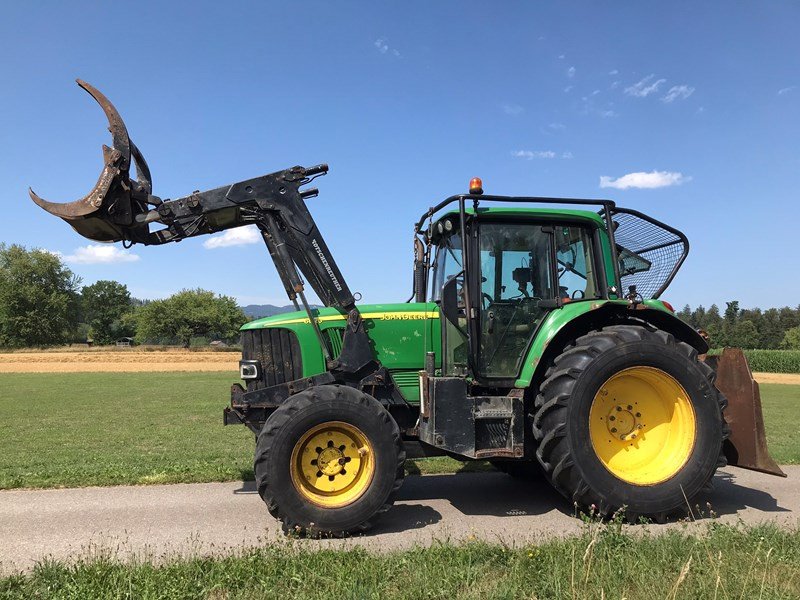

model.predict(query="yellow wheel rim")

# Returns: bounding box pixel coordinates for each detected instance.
[290,421,375,508]
[589,367,696,486]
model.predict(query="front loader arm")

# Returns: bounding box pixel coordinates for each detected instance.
[30,80,380,378]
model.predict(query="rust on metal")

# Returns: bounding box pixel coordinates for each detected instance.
[28,79,132,223]
[709,348,786,477]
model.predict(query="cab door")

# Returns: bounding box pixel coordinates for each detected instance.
[475,222,555,379]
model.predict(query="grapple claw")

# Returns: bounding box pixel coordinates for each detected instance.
[29,80,151,243]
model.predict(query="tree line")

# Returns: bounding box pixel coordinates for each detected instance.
[0,244,247,349]
[676,301,800,350]
[3,243,799,351]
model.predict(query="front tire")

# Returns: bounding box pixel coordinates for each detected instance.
[254,385,405,536]
[533,325,728,520]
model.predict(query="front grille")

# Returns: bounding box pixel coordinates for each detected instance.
[241,328,303,390]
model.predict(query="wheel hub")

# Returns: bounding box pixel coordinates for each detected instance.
[605,404,643,440]
[290,421,374,508]
[589,367,696,486]
[315,443,348,476]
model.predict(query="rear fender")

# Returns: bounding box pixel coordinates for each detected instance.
[516,302,707,388]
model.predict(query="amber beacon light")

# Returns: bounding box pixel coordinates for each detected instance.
[469,177,484,195]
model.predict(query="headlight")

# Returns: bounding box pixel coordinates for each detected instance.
[239,360,262,380]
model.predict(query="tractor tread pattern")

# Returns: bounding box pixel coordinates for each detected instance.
[532,324,730,521]
[255,385,405,537]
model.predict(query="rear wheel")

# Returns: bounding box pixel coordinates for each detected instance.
[533,324,728,520]
[255,385,404,536]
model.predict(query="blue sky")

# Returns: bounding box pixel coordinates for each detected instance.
[1,2,798,309]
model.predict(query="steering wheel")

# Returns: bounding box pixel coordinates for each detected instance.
[572,289,585,300]
[482,292,494,309]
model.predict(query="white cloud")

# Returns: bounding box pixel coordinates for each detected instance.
[564,85,573,93]
[599,170,691,190]
[374,38,400,57]
[203,226,261,249]
[567,66,576,78]
[610,80,620,89]
[625,74,666,98]
[609,69,619,75]
[662,85,695,103]
[558,54,565,59]
[561,151,573,159]
[778,86,796,95]
[501,103,524,116]
[548,122,565,130]
[60,245,140,265]
[512,150,556,160]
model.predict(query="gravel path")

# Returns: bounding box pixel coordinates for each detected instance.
[1,467,797,574]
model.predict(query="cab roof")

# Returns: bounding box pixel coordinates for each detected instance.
[438,206,607,228]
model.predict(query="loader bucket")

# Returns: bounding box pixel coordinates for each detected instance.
[705,348,786,477]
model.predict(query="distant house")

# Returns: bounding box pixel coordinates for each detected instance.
[209,340,228,348]
[115,337,135,347]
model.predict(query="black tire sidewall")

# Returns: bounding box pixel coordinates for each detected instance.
[256,386,400,533]
[566,338,722,513]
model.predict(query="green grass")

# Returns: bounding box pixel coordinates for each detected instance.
[2,523,799,599]
[0,373,797,489]
[759,383,800,465]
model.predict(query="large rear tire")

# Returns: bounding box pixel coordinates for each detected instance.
[254,385,405,536]
[533,324,728,520]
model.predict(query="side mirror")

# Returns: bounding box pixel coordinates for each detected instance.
[441,274,464,329]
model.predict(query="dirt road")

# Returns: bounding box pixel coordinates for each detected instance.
[1,351,797,383]
[1,467,796,574]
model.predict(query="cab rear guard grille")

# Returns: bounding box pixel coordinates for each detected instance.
[609,207,689,299]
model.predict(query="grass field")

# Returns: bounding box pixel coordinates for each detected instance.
[1,522,798,599]
[0,373,797,490]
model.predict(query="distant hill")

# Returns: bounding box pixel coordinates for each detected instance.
[241,304,320,319]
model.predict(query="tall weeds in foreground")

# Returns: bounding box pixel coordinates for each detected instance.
[2,522,798,599]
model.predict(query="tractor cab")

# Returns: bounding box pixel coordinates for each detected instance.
[428,208,609,382]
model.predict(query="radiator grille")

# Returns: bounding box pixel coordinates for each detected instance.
[241,328,303,390]
[325,327,345,358]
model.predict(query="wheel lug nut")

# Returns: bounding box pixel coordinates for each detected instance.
[609,416,616,421]
[635,412,641,417]
[616,406,622,411]
[627,405,632,410]
[611,427,617,433]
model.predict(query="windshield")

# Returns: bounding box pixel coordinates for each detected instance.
[430,231,462,302]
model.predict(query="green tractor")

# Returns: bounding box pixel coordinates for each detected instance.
[33,81,784,535]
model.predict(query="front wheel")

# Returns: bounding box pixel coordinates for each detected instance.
[254,385,405,536]
[533,325,728,520]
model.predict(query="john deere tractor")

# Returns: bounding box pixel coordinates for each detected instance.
[32,81,785,535]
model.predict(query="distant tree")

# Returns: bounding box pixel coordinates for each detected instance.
[781,326,800,350]
[132,288,246,347]
[0,244,81,348]
[705,304,724,345]
[727,319,759,349]
[82,280,135,344]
